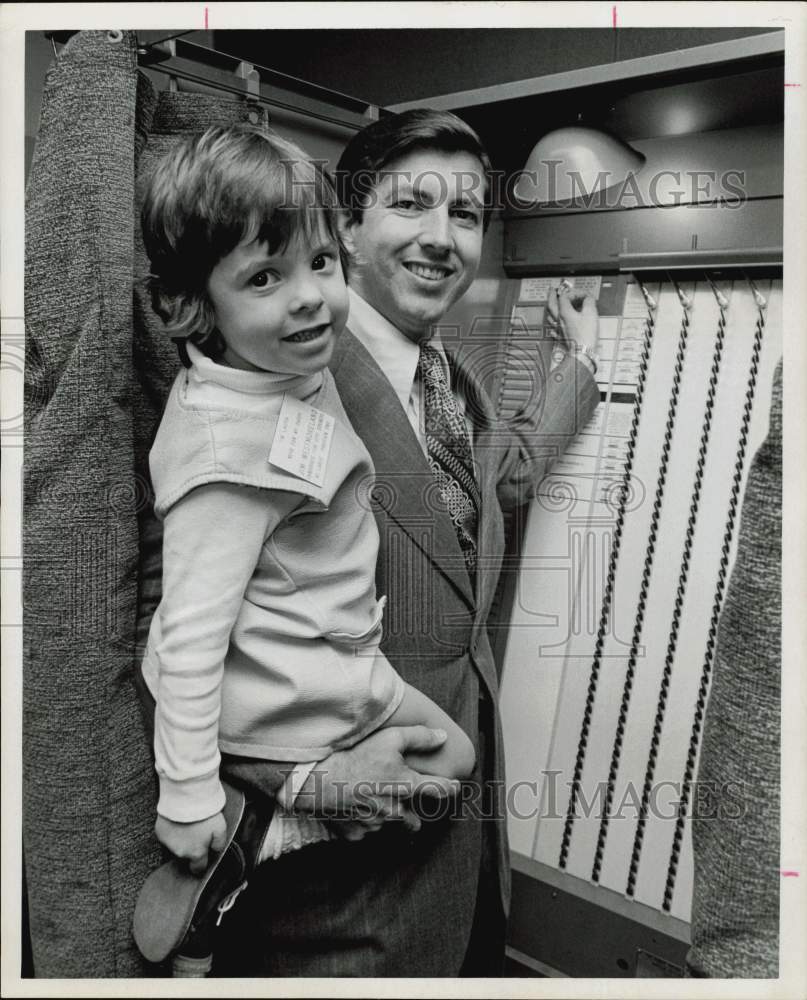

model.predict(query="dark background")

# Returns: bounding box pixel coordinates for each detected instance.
[212,28,777,107]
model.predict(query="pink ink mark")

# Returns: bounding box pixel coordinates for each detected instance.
[781,870,800,877]
[204,7,208,30]
[612,6,617,28]
[784,83,801,88]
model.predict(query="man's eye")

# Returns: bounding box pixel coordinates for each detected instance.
[393,199,419,212]
[452,208,481,224]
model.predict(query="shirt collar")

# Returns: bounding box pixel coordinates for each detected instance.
[346,287,451,409]
[186,341,323,398]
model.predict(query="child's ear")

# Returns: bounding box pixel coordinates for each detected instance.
[337,210,357,257]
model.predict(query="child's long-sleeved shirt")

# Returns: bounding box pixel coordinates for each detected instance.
[141,343,404,822]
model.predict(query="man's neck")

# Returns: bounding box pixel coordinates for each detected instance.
[346,287,427,415]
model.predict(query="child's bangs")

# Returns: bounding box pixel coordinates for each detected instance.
[237,156,340,255]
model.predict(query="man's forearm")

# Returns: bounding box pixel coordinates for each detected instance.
[496,353,599,511]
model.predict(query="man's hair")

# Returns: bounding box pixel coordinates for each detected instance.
[335,108,493,232]
[141,124,345,355]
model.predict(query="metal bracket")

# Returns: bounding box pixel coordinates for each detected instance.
[234,61,261,101]
[635,948,685,978]
[137,39,176,66]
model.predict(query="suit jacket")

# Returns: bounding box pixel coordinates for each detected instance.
[213,326,598,976]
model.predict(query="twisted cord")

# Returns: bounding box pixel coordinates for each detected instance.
[590,286,691,883]
[558,289,656,869]
[626,291,727,898]
[662,293,766,911]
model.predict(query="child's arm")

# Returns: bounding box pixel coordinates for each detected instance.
[150,481,299,869]
[382,682,476,781]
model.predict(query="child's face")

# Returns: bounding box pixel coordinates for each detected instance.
[206,227,348,375]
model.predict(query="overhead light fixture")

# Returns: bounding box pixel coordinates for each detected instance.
[514,126,645,205]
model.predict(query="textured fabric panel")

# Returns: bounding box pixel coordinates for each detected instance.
[23,30,157,978]
[24,31,271,977]
[687,360,782,977]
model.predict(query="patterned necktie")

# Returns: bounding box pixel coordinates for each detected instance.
[418,342,480,580]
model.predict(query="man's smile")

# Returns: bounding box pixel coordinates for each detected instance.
[403,261,454,282]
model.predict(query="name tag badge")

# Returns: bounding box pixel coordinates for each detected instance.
[269,394,335,488]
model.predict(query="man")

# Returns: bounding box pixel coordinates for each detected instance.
[213,109,600,977]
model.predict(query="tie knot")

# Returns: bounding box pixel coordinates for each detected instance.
[418,342,448,387]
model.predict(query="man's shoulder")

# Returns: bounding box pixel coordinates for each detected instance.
[331,324,376,373]
[330,325,396,402]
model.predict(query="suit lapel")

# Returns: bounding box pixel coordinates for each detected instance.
[331,328,475,609]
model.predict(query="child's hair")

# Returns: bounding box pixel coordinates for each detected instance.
[141,124,346,359]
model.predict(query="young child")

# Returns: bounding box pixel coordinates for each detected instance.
[133,125,475,967]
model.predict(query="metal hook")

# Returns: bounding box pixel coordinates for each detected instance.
[44,31,80,59]
[671,276,692,312]
[638,281,657,311]
[705,274,729,310]
[744,273,767,312]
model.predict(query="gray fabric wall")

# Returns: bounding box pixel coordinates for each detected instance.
[687,360,782,977]
[23,29,268,977]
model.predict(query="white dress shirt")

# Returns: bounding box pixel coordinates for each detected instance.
[346,287,473,454]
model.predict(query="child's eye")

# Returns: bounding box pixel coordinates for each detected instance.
[311,253,336,272]
[249,270,278,288]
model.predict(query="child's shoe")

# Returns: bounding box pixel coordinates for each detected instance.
[132,782,272,967]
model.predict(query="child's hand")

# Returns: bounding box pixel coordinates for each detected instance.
[155,812,228,875]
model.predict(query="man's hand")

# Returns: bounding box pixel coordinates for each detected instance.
[326,817,388,842]
[293,725,460,833]
[546,287,599,353]
[155,811,228,875]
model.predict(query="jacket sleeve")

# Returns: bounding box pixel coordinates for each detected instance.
[494,355,599,511]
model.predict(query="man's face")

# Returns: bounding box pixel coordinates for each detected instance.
[342,148,486,343]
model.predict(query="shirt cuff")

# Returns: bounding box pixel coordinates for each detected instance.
[156,769,227,823]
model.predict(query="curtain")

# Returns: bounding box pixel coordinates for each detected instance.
[24,29,267,977]
[687,361,782,977]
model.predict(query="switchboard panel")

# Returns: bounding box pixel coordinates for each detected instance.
[497,272,781,922]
